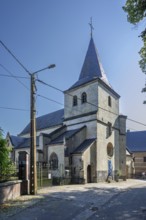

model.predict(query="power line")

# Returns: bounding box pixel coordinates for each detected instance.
[37,78,146,128]
[127,118,146,127]
[0,73,29,79]
[0,41,145,128]
[0,106,29,112]
[37,94,83,116]
[0,40,31,76]
[0,63,29,90]
[37,94,64,106]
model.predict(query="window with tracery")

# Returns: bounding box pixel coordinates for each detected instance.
[49,152,58,170]
[81,92,87,104]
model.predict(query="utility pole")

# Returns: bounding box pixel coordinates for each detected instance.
[30,73,37,195]
[29,64,55,195]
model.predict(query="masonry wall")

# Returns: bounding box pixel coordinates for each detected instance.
[0,180,22,203]
[64,117,97,139]
[83,142,97,183]
[48,144,65,177]
[66,126,86,154]
[96,82,120,181]
[64,80,98,119]
[118,115,127,179]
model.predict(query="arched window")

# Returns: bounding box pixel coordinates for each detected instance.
[106,122,112,138]
[49,152,58,170]
[108,96,112,107]
[107,143,114,157]
[81,92,87,104]
[73,95,78,106]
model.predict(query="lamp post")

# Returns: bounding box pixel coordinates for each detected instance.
[30,64,55,195]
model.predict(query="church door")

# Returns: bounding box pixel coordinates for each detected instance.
[87,165,92,183]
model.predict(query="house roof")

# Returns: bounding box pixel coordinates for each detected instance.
[20,109,64,135]
[126,130,146,152]
[49,126,86,145]
[68,37,110,90]
[73,138,96,154]
[10,135,39,149]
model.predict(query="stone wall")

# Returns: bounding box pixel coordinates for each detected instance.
[0,180,22,203]
[96,81,120,182]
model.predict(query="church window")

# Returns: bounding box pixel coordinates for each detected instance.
[108,96,112,107]
[106,122,112,138]
[81,92,87,104]
[49,152,58,170]
[107,143,114,157]
[69,156,73,165]
[73,95,78,106]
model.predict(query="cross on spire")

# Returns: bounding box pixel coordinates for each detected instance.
[89,17,94,37]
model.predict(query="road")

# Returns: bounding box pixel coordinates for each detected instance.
[89,184,146,220]
[2,180,146,220]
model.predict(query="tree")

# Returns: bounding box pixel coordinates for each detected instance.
[0,129,16,181]
[123,0,146,73]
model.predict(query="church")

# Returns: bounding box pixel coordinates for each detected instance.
[7,30,127,183]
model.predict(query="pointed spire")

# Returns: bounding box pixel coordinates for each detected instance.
[68,27,111,90]
[79,37,102,80]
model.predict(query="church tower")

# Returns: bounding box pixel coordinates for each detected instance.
[64,25,126,182]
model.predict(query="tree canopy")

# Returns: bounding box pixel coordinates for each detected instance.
[123,0,146,73]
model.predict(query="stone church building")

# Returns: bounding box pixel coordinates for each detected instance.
[7,34,127,183]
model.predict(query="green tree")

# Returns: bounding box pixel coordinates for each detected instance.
[0,129,16,181]
[123,0,146,73]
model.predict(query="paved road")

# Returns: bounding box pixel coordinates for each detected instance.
[2,180,146,220]
[89,184,146,220]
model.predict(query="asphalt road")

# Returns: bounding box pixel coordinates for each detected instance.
[89,184,146,220]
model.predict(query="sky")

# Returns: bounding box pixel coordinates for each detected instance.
[0,0,146,135]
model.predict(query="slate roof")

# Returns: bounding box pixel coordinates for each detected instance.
[68,37,110,90]
[10,135,39,149]
[73,138,96,154]
[126,131,146,152]
[20,109,64,135]
[50,127,85,145]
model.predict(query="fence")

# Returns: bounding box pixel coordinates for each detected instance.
[37,162,85,188]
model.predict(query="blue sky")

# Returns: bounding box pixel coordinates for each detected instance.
[0,0,146,135]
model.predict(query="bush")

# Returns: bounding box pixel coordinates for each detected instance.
[0,129,16,182]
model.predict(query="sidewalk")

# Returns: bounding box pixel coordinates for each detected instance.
[0,179,146,219]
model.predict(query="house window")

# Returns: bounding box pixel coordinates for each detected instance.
[144,157,146,162]
[106,122,112,138]
[108,96,112,107]
[49,152,58,170]
[73,95,78,106]
[81,92,87,104]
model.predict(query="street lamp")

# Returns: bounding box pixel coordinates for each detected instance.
[30,64,55,195]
